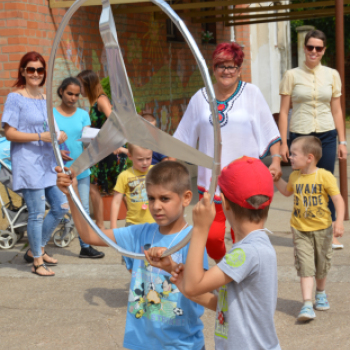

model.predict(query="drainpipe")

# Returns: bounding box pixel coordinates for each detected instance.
[229,5,235,42]
[335,0,349,219]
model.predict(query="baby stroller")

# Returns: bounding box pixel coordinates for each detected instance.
[53,212,78,248]
[0,137,77,249]
[0,138,28,249]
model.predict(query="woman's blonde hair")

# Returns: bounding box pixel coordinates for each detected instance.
[76,70,105,106]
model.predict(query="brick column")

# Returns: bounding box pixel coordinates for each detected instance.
[0,1,244,126]
[234,5,251,83]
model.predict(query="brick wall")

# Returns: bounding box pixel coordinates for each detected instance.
[235,24,251,82]
[0,0,103,114]
[233,5,251,82]
[0,1,252,132]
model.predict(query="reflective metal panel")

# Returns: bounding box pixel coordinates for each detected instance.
[46,0,144,259]
[46,0,222,260]
[72,0,214,175]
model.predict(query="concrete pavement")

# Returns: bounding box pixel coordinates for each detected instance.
[1,152,350,349]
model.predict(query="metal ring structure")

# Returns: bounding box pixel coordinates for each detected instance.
[46,0,221,260]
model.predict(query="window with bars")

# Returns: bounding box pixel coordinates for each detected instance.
[166,0,185,42]
[200,0,217,45]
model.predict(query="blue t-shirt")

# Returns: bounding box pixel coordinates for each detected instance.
[152,151,167,165]
[114,223,208,350]
[53,107,91,180]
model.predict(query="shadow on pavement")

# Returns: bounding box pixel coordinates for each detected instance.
[269,235,294,248]
[276,297,303,318]
[84,287,129,308]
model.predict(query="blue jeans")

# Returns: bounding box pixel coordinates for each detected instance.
[290,129,337,221]
[77,176,90,249]
[22,185,69,258]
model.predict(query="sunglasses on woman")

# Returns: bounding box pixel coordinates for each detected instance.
[305,45,324,53]
[25,67,45,75]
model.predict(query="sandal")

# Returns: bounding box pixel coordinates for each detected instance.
[42,251,58,266]
[32,263,55,277]
[24,249,34,263]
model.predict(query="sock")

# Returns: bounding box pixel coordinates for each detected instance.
[316,290,326,296]
[304,300,313,308]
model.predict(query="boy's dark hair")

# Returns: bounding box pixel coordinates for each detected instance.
[57,77,81,99]
[227,195,270,223]
[146,161,191,195]
[292,136,322,162]
[304,29,327,47]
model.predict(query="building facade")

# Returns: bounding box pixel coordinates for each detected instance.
[0,1,290,129]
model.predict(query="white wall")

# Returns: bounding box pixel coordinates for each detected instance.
[249,3,291,114]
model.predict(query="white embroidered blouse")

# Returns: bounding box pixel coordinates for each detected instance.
[174,82,281,202]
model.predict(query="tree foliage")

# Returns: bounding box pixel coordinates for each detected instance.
[290,2,350,61]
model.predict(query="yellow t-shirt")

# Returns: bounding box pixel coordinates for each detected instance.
[114,166,155,225]
[286,168,340,231]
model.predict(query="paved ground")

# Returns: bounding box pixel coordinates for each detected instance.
[1,153,350,349]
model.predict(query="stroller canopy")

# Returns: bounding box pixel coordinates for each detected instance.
[0,137,11,170]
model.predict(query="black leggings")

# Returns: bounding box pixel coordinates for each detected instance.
[290,129,337,221]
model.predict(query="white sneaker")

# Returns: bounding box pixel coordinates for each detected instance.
[332,244,344,249]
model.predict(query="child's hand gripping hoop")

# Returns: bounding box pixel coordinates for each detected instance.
[46,0,221,259]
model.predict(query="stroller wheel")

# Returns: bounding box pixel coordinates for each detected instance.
[71,227,78,240]
[0,230,17,249]
[53,228,72,248]
[14,229,25,243]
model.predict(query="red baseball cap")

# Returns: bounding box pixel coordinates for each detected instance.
[218,156,274,210]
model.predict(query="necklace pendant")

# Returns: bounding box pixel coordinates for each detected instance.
[142,203,148,210]
[43,121,47,131]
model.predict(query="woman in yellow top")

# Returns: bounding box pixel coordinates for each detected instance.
[279,29,347,248]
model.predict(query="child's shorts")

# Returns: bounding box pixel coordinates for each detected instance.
[291,225,333,279]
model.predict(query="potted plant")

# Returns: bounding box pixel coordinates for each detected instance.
[202,30,214,60]
[90,149,130,221]
[91,76,129,220]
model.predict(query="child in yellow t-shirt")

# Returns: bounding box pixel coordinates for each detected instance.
[141,111,169,164]
[275,136,344,322]
[110,144,155,229]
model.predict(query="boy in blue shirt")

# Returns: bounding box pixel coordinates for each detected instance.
[56,161,207,350]
[147,157,281,350]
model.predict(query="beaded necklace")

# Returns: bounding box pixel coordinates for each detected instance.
[149,223,188,282]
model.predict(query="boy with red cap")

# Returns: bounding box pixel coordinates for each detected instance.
[146,156,281,350]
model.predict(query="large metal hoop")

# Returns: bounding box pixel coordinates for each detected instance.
[46,0,221,260]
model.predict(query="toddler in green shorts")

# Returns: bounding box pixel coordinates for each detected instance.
[275,136,345,321]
